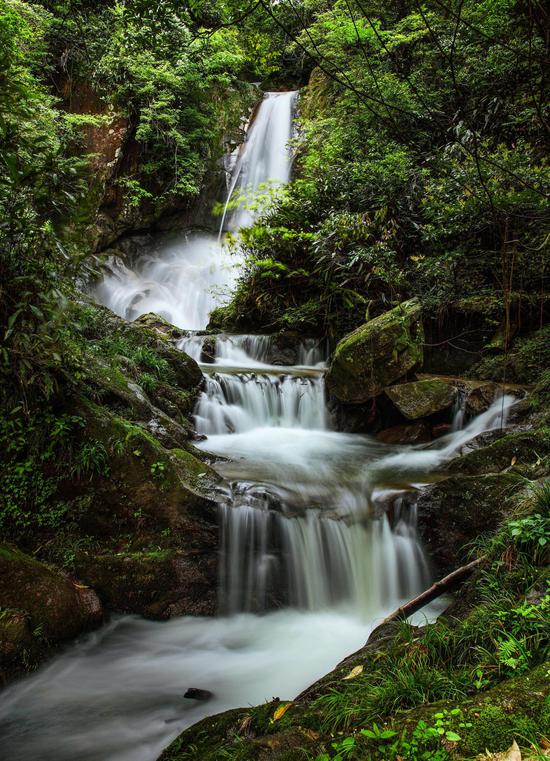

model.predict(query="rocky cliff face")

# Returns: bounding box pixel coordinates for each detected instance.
[58,76,253,253]
[0,303,223,681]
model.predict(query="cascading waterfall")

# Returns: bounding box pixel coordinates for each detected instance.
[220,90,297,232]
[92,92,297,329]
[219,504,430,615]
[195,371,328,434]
[193,328,430,616]
[0,89,518,761]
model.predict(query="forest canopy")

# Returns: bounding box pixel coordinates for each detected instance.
[1,0,548,408]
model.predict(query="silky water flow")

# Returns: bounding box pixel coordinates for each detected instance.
[0,92,515,761]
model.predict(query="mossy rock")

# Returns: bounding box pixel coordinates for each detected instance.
[385,378,457,420]
[447,428,550,477]
[416,473,522,574]
[65,404,221,616]
[134,312,187,340]
[326,299,424,404]
[0,544,102,681]
[75,300,203,392]
[74,548,217,618]
[391,661,550,759]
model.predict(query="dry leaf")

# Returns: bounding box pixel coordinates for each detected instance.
[480,740,522,761]
[273,702,293,721]
[302,728,320,741]
[343,664,364,680]
[238,715,252,735]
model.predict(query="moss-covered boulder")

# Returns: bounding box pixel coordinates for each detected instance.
[75,549,216,618]
[326,299,424,403]
[376,421,432,444]
[66,404,221,616]
[447,429,550,477]
[416,473,521,574]
[0,544,102,681]
[385,378,457,420]
[134,312,187,340]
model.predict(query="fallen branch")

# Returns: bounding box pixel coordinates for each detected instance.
[380,556,485,627]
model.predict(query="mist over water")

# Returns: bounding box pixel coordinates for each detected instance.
[0,91,516,761]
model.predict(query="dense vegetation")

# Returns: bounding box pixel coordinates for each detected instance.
[217,0,549,339]
[0,0,549,758]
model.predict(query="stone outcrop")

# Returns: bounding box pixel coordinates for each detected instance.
[0,545,103,681]
[376,421,432,444]
[415,473,520,574]
[385,378,457,419]
[326,299,424,403]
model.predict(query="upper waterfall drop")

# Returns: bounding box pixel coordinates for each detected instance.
[91,91,297,331]
[221,90,297,232]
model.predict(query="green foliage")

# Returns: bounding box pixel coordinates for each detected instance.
[223,0,549,336]
[0,409,85,533]
[0,0,86,405]
[72,440,110,480]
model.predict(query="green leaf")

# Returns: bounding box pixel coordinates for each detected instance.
[445,731,461,742]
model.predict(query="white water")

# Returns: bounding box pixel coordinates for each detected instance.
[0,90,516,761]
[92,92,296,329]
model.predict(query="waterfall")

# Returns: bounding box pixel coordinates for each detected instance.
[1,89,519,761]
[188,326,430,617]
[219,91,297,233]
[194,372,328,434]
[178,333,326,368]
[92,92,297,330]
[219,505,429,615]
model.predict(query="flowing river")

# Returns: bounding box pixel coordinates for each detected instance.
[0,93,514,761]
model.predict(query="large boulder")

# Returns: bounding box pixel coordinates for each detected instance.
[385,378,457,420]
[375,421,432,445]
[0,545,103,681]
[326,299,424,403]
[416,473,520,574]
[75,549,217,618]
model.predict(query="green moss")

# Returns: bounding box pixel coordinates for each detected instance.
[471,326,550,385]
[327,299,424,403]
[460,703,543,756]
[447,428,550,477]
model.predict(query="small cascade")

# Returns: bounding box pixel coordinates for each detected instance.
[451,389,467,432]
[194,372,328,434]
[178,333,327,369]
[219,505,429,615]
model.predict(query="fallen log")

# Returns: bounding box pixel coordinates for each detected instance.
[380,555,485,627]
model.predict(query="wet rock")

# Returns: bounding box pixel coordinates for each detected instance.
[76,549,217,618]
[0,544,103,680]
[326,299,424,403]
[200,336,217,363]
[184,687,213,701]
[446,429,550,477]
[134,312,185,340]
[416,473,520,574]
[415,373,525,416]
[385,378,457,420]
[432,422,452,438]
[376,421,432,445]
[465,381,503,415]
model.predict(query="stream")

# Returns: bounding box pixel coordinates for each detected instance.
[0,92,514,761]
